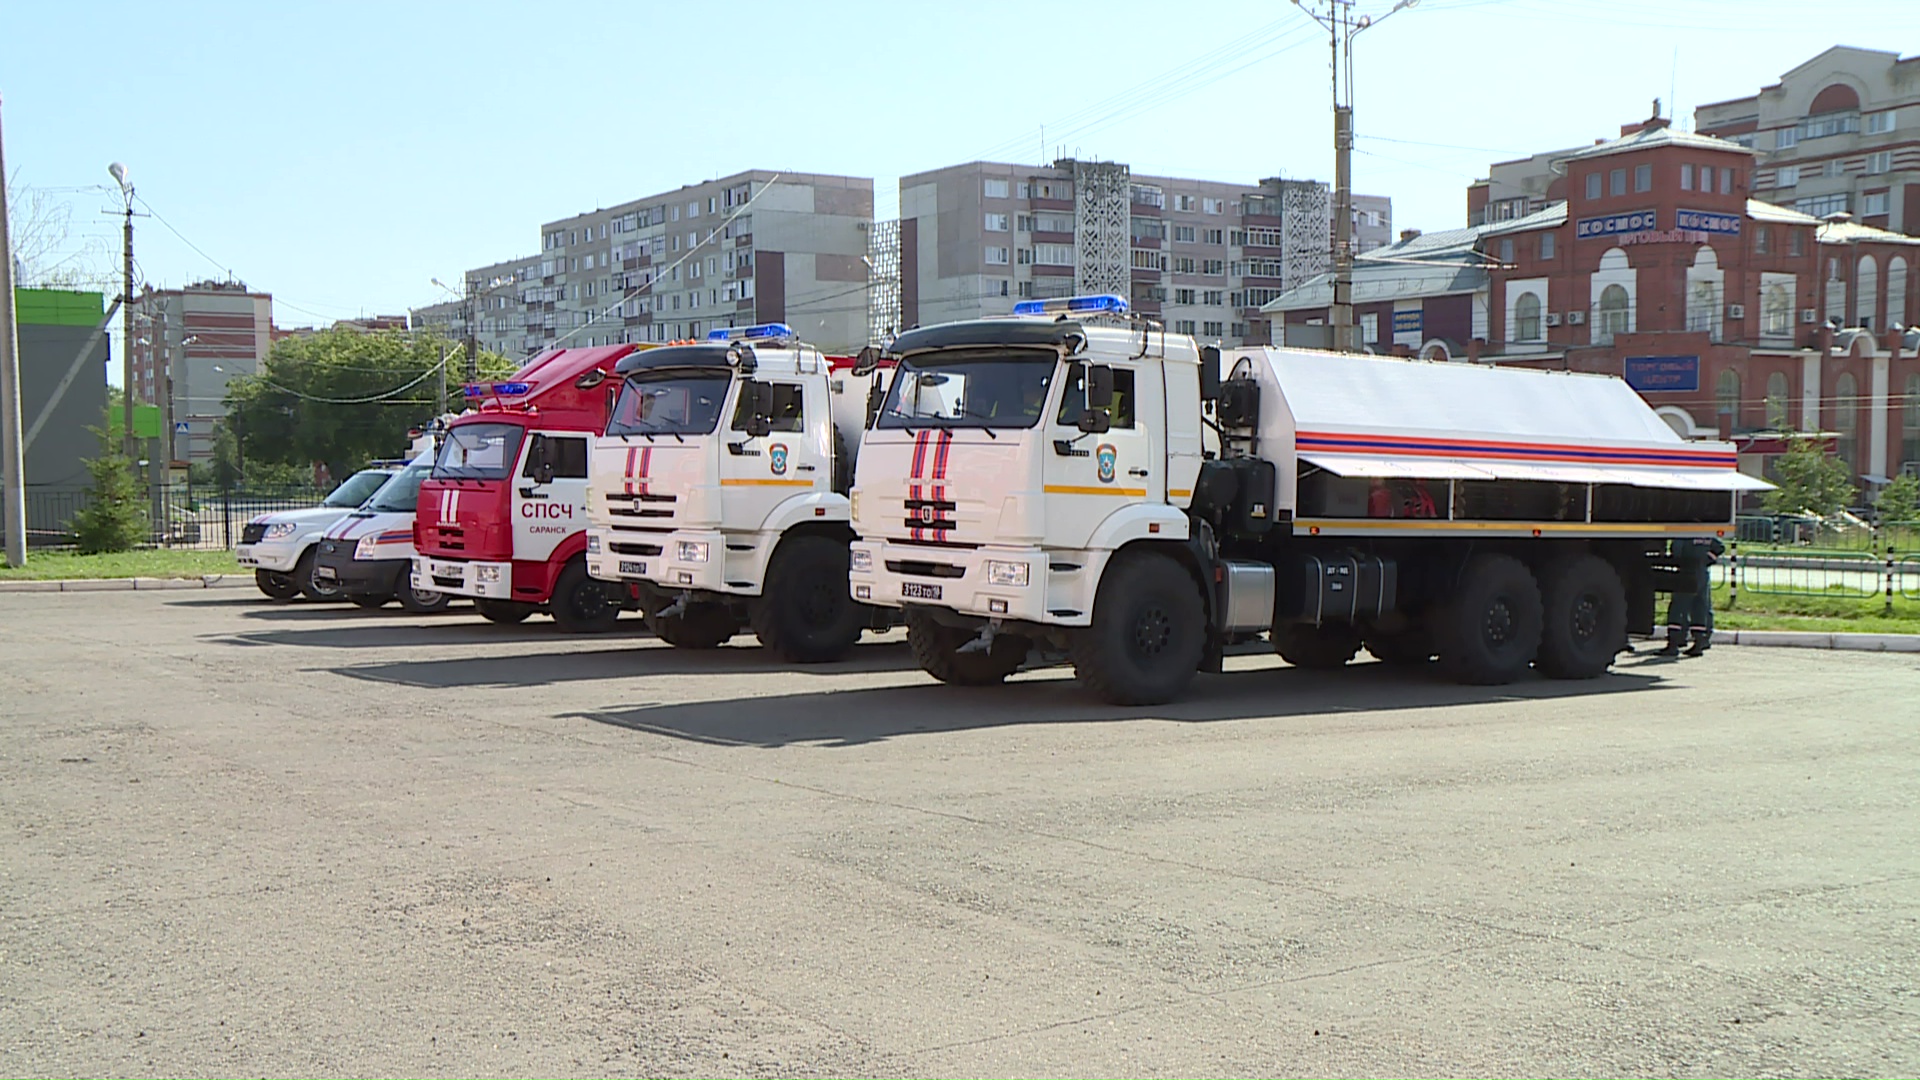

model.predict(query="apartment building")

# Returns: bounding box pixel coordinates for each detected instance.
[896,158,1387,347]
[530,169,873,354]
[127,280,273,464]
[1696,46,1920,232]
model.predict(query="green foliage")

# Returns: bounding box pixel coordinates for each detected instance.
[223,329,513,481]
[69,426,149,554]
[1875,473,1920,521]
[1761,439,1856,517]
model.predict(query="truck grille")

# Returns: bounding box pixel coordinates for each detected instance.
[610,541,663,557]
[604,492,677,520]
[239,523,268,544]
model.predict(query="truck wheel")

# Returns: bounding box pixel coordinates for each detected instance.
[255,569,301,601]
[1436,553,1543,685]
[750,535,864,662]
[348,594,390,610]
[645,603,738,649]
[1365,627,1436,666]
[1069,551,1205,706]
[906,610,1027,686]
[550,560,621,634]
[397,577,451,614]
[474,598,535,625]
[1273,623,1362,670]
[295,548,342,603]
[1536,555,1626,679]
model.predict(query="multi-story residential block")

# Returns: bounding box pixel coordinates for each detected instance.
[127,280,273,464]
[896,159,1388,347]
[1696,46,1920,232]
[410,255,541,361]
[1467,145,1588,226]
[531,170,873,354]
[1353,193,1394,254]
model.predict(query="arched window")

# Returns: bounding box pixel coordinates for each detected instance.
[1689,280,1720,337]
[1904,374,1920,475]
[1598,284,1630,344]
[1716,369,1741,429]
[1766,371,1790,428]
[1835,373,1859,471]
[1888,257,1908,330]
[1514,291,1542,341]
[1763,283,1793,337]
[1856,255,1878,329]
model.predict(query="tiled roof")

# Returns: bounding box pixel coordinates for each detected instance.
[1479,202,1569,237]
[1261,261,1486,312]
[1566,124,1755,162]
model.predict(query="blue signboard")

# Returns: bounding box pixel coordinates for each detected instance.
[1624,355,1700,393]
[1675,208,1741,235]
[1575,209,1658,239]
[1392,309,1423,334]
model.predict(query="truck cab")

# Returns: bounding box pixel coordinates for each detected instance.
[412,346,635,631]
[585,324,892,661]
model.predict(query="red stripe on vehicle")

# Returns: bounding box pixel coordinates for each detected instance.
[623,447,639,495]
[909,430,931,541]
[638,446,653,496]
[930,431,954,535]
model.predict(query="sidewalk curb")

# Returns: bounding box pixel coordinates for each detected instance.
[0,574,252,593]
[1714,629,1920,653]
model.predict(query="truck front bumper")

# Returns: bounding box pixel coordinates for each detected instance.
[236,539,304,573]
[315,551,407,596]
[412,556,513,600]
[587,527,745,595]
[850,540,1097,626]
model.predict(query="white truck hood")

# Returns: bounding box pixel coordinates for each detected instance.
[249,505,355,529]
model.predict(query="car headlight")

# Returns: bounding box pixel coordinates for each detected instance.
[850,549,873,573]
[263,522,298,540]
[586,533,601,554]
[676,540,709,563]
[354,535,380,560]
[476,565,503,584]
[985,559,1030,587]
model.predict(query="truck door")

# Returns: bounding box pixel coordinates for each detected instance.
[514,431,590,562]
[719,379,820,530]
[1042,361,1163,551]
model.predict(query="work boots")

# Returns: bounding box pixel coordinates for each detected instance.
[1656,626,1685,657]
[1683,628,1711,657]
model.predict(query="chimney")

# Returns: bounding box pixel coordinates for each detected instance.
[1467,337,1483,363]
[1399,228,1422,242]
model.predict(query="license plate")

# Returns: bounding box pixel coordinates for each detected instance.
[619,560,647,576]
[313,566,337,581]
[901,581,942,600]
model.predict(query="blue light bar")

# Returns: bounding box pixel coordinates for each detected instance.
[1011,294,1130,317]
[706,323,796,342]
[462,385,485,398]
[491,381,531,396]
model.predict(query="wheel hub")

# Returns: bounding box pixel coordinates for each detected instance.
[1484,598,1515,646]
[1570,594,1600,642]
[1131,604,1172,656]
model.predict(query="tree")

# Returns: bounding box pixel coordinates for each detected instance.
[1874,473,1920,522]
[1762,438,1856,517]
[223,329,513,481]
[69,426,148,553]
[4,170,112,288]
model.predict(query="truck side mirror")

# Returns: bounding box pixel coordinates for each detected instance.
[1199,345,1222,402]
[528,434,555,484]
[744,381,773,438]
[852,345,883,377]
[1076,408,1112,435]
[865,372,887,428]
[1085,364,1116,410]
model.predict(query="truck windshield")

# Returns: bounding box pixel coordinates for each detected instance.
[607,372,732,437]
[434,422,524,480]
[874,350,1057,430]
[321,469,392,508]
[365,464,432,513]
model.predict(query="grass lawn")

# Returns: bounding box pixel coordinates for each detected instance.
[0,549,245,582]
[1711,584,1920,635]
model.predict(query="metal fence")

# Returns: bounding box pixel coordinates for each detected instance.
[8,485,324,551]
[1722,531,1920,612]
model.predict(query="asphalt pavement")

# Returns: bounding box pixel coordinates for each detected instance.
[3,591,1917,1077]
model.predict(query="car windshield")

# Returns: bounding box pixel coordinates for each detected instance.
[874,349,1057,430]
[606,372,732,437]
[434,422,524,480]
[321,469,391,508]
[365,464,432,513]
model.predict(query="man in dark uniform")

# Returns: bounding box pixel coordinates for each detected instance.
[1659,535,1726,657]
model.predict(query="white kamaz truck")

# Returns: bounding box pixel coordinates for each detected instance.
[585,324,893,662]
[848,294,1768,705]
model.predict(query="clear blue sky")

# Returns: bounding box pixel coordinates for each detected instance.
[4,0,1915,371]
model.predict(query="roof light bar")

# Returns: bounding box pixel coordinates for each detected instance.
[1012,294,1130,317]
[707,323,795,342]
[461,380,533,398]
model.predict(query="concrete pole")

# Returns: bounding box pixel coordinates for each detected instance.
[120,198,134,460]
[0,95,27,566]
[153,305,170,531]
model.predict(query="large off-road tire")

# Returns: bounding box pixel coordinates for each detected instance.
[295,547,342,603]
[348,593,390,610]
[396,576,452,614]
[255,569,301,601]
[1436,553,1543,685]
[750,535,864,663]
[906,610,1028,686]
[1365,626,1437,666]
[645,603,739,649]
[474,597,536,625]
[1273,623,1362,670]
[1068,551,1206,706]
[549,559,622,634]
[1535,554,1627,680]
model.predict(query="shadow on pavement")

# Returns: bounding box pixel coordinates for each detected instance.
[328,639,916,686]
[563,661,1670,748]
[204,616,652,650]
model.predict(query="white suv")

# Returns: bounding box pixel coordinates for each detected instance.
[236,464,406,601]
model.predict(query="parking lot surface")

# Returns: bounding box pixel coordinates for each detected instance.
[3,591,1918,1077]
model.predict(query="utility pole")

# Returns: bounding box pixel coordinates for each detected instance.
[1293,0,1416,353]
[464,290,478,384]
[437,342,447,416]
[0,94,27,567]
[109,162,136,458]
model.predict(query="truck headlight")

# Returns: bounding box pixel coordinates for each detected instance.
[849,490,860,519]
[850,549,873,573]
[985,560,1030,587]
[263,522,298,540]
[586,533,601,554]
[354,536,380,560]
[676,540,709,563]
[476,565,503,584]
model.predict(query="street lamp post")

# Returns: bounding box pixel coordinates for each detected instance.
[109,162,136,457]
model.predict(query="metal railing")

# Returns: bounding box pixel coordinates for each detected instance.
[5,485,325,552]
[1724,521,1920,613]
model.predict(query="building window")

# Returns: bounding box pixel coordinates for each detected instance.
[1597,284,1630,344]
[1034,243,1074,266]
[1203,228,1224,244]
[1790,229,1804,256]
[985,213,1009,232]
[1634,163,1652,192]
[1514,291,1542,341]
[1175,194,1195,211]
[1203,290,1225,305]
[1498,238,1515,265]
[1867,111,1897,135]
[985,246,1010,265]
[1359,312,1378,345]
[1722,167,1737,194]
[1888,257,1908,328]
[1776,164,1799,187]
[1202,198,1224,214]
[1175,319,1197,334]
[1609,168,1626,196]
[1174,288,1196,305]
[1173,256,1195,274]
[1173,225,1196,243]
[1905,374,1920,471]
[1866,151,1892,175]
[1795,193,1849,218]
[1716,369,1741,427]
[1688,279,1720,337]
[1680,164,1693,191]
[1776,127,1798,149]
[1755,227,1771,255]
[1585,172,1602,200]
[1762,282,1793,337]
[1203,321,1224,336]
[1835,373,1860,471]
[1863,191,1890,217]
[1203,259,1225,275]
[1763,372,1790,428]
[1856,255,1878,329]
[984,178,1009,199]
